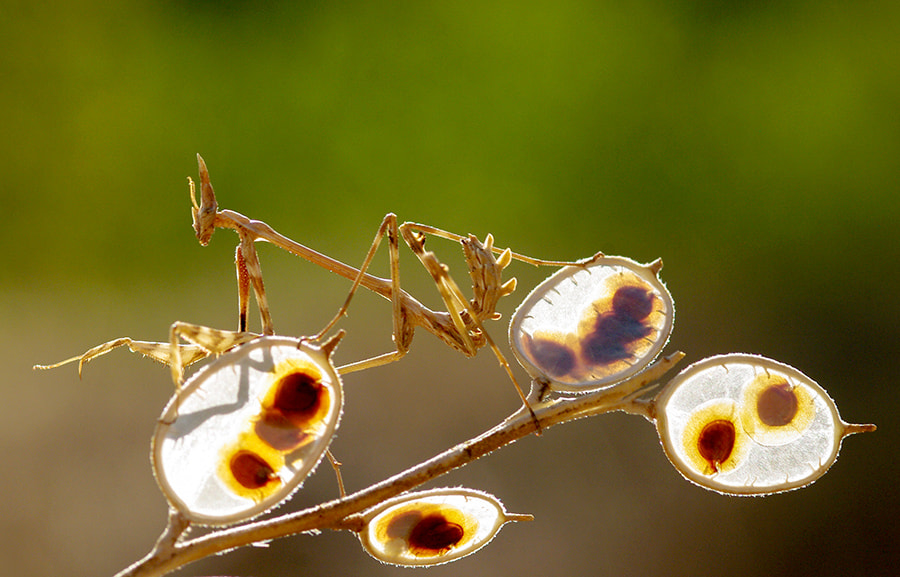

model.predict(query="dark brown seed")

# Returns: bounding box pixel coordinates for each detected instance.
[229,450,278,489]
[756,383,799,427]
[697,420,736,471]
[611,285,655,321]
[525,335,578,377]
[407,514,465,553]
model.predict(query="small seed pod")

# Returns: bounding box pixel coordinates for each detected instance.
[509,256,674,392]
[654,354,875,495]
[152,336,343,525]
[357,488,532,567]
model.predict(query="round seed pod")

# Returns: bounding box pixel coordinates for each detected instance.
[152,336,342,525]
[654,354,874,495]
[509,256,674,392]
[357,488,532,567]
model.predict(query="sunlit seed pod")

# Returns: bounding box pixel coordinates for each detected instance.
[654,354,875,495]
[509,256,674,392]
[357,488,532,567]
[152,336,343,525]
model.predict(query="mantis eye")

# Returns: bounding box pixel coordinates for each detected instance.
[357,488,532,567]
[653,354,875,495]
[508,256,674,392]
[152,336,343,525]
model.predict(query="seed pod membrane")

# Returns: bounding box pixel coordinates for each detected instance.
[509,256,673,391]
[358,488,532,567]
[654,354,874,495]
[152,336,342,525]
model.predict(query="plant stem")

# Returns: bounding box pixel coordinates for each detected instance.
[114,352,683,577]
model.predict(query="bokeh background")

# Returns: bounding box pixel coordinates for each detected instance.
[3,2,898,576]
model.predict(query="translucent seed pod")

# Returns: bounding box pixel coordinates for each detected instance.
[357,488,533,567]
[509,256,674,392]
[152,336,343,525]
[654,354,875,495]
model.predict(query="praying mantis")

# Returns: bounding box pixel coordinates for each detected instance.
[33,154,590,523]
[37,155,597,421]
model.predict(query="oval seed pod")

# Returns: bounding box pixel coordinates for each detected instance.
[152,336,343,525]
[509,256,674,392]
[654,354,875,495]
[357,488,532,567]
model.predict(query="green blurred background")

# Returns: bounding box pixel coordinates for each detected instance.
[4,1,898,576]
